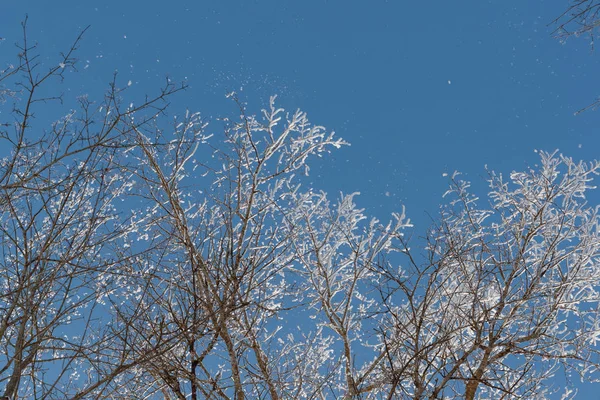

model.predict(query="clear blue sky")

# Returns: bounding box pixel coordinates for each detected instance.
[3,1,600,397]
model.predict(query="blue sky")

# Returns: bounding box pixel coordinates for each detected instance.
[3,1,600,397]
[5,0,599,234]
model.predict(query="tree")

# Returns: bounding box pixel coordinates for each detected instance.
[551,0,600,113]
[2,22,600,399]
[552,0,600,44]
[376,153,600,398]
[0,20,186,399]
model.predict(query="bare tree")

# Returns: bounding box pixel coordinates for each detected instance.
[552,0,600,44]
[550,1,600,113]
[2,20,600,400]
[117,94,367,398]
[0,19,185,399]
[375,152,600,399]
[121,100,600,399]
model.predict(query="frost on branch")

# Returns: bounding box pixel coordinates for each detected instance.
[377,151,600,399]
[3,23,600,399]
